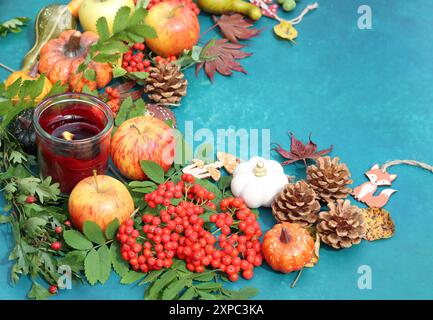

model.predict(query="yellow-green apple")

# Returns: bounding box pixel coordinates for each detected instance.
[79,0,135,33]
[68,173,134,232]
[111,115,175,180]
[144,1,200,57]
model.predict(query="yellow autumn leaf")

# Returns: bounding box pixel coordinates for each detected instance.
[273,20,298,41]
[305,232,320,268]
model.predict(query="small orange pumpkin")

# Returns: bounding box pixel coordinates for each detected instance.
[262,222,315,273]
[38,30,112,92]
[4,63,52,104]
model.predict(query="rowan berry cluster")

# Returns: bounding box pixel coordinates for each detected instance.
[116,174,263,281]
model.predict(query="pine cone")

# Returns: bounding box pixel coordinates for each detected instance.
[272,180,320,227]
[144,62,187,105]
[306,156,352,203]
[317,199,366,249]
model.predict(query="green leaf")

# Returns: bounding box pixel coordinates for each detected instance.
[83,221,106,245]
[113,66,127,78]
[58,250,86,273]
[127,7,147,28]
[105,218,120,240]
[84,249,100,285]
[218,175,232,191]
[99,40,130,55]
[113,6,131,34]
[0,214,12,223]
[27,282,50,300]
[120,270,146,284]
[139,269,164,285]
[96,17,110,41]
[224,286,259,300]
[197,290,217,300]
[140,160,165,184]
[179,286,196,300]
[25,217,47,237]
[0,17,30,38]
[129,71,149,79]
[193,272,214,282]
[93,53,121,63]
[84,68,96,81]
[115,96,134,127]
[63,230,93,250]
[110,242,129,277]
[162,279,189,300]
[195,282,223,290]
[82,84,98,97]
[98,244,112,284]
[146,269,177,299]
[4,78,22,98]
[129,25,157,39]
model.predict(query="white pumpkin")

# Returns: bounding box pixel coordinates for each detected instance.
[231,157,288,208]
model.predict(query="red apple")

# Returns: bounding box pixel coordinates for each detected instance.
[68,174,134,232]
[111,115,175,180]
[144,1,200,57]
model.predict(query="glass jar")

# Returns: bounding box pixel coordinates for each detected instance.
[33,93,114,193]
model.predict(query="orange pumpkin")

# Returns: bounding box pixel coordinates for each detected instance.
[4,63,52,104]
[262,222,315,273]
[38,30,112,92]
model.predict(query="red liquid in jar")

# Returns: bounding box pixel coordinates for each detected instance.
[37,102,111,193]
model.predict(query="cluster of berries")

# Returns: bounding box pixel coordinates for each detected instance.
[147,0,200,15]
[116,174,263,281]
[104,86,121,115]
[122,43,152,73]
[155,55,177,65]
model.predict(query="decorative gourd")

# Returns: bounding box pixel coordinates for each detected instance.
[231,157,288,208]
[262,222,315,273]
[197,0,262,20]
[22,3,78,71]
[38,30,113,92]
[8,109,37,155]
[4,63,52,104]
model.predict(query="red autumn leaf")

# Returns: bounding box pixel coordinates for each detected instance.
[273,132,333,166]
[196,39,252,81]
[213,13,261,43]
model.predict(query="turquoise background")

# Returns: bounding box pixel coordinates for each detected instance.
[1,0,433,299]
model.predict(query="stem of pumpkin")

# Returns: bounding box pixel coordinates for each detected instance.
[291,268,303,288]
[0,62,15,73]
[65,31,83,58]
[280,227,291,243]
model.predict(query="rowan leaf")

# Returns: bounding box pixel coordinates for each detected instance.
[120,270,146,284]
[110,242,129,277]
[96,17,110,41]
[140,160,165,184]
[162,279,190,300]
[84,249,100,285]
[113,6,131,34]
[98,244,112,284]
[83,221,106,245]
[105,218,120,240]
[179,286,196,300]
[64,230,93,250]
[213,14,261,43]
[196,39,252,81]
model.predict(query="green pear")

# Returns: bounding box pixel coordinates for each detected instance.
[197,0,262,20]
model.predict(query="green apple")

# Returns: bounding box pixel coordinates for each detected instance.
[79,0,135,34]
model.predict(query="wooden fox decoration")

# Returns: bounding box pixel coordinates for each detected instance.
[352,164,397,208]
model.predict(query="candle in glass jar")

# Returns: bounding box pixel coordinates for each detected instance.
[34,93,114,193]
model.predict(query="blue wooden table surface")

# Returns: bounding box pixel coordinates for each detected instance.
[1,0,433,300]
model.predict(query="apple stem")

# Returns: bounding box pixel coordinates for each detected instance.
[130,124,142,135]
[93,169,100,193]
